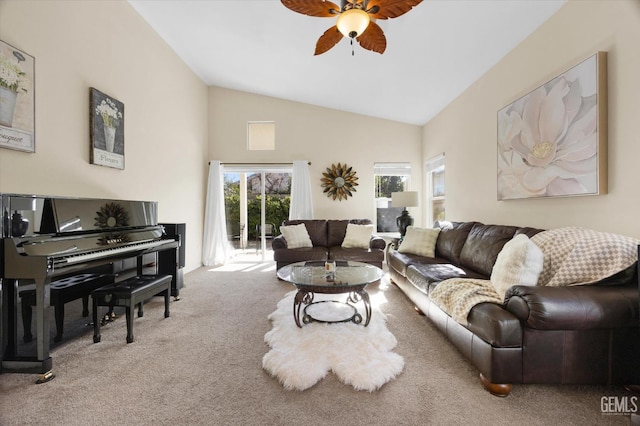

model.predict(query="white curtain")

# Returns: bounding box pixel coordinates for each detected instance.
[289,160,313,220]
[202,161,231,266]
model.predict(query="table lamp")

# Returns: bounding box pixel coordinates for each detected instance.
[391,191,418,239]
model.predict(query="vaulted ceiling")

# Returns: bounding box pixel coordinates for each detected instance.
[128,0,565,126]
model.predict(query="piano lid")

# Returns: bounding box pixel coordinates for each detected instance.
[1,194,158,237]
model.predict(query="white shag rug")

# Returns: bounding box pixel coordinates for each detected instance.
[262,291,404,392]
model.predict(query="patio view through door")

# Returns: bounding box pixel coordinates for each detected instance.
[223,166,292,262]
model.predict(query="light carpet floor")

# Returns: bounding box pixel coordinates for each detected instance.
[0,263,635,425]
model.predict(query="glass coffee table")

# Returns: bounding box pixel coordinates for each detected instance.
[276,260,383,327]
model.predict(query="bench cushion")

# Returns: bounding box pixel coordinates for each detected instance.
[94,275,171,297]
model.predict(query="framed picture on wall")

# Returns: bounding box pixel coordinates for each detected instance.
[90,87,124,170]
[497,52,607,200]
[0,40,35,153]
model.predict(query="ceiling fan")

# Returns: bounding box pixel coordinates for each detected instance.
[281,0,423,55]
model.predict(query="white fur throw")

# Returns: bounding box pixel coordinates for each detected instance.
[263,291,404,392]
[342,223,373,249]
[490,234,544,299]
[280,223,313,248]
[398,226,440,257]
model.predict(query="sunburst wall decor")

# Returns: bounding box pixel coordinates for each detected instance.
[321,162,358,201]
[94,202,130,245]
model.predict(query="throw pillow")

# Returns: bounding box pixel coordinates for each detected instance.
[490,234,544,299]
[279,223,313,249]
[341,223,374,249]
[398,226,440,257]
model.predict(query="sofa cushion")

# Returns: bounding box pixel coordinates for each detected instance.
[329,247,384,265]
[284,220,328,247]
[398,226,440,257]
[327,220,349,247]
[407,263,485,295]
[459,224,519,277]
[279,223,313,249]
[514,227,544,238]
[342,223,373,249]
[273,247,328,264]
[490,234,544,299]
[435,221,479,264]
[387,250,443,277]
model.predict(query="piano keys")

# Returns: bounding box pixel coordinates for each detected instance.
[0,194,181,382]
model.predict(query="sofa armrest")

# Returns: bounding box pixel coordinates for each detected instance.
[504,284,639,330]
[272,235,288,250]
[370,236,387,250]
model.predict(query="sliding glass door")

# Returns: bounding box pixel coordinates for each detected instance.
[223,166,292,261]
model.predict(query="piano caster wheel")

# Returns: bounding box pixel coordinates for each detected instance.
[101,312,116,325]
[36,371,55,384]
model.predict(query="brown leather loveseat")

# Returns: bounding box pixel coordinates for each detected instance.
[272,219,386,270]
[387,221,640,396]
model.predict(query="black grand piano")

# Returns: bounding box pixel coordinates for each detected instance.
[0,194,181,382]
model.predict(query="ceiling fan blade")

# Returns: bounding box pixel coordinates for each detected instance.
[314,25,344,55]
[365,0,422,20]
[356,21,386,54]
[281,0,341,17]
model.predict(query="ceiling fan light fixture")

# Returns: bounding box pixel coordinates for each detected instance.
[336,8,370,38]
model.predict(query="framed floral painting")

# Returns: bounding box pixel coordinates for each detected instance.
[90,87,124,169]
[0,40,35,153]
[497,52,607,200]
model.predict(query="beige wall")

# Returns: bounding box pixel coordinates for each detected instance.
[423,0,640,238]
[209,87,423,224]
[0,0,208,271]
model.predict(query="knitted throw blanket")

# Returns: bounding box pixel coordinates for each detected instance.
[530,227,638,286]
[429,278,501,325]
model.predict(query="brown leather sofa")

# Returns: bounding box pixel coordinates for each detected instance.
[387,221,640,396]
[272,219,386,270]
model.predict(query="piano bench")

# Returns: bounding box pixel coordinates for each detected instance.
[91,275,172,344]
[19,273,116,343]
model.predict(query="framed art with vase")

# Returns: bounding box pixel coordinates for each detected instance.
[0,40,35,153]
[90,87,124,170]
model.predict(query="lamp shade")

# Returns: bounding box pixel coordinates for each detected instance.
[336,8,370,38]
[391,191,418,208]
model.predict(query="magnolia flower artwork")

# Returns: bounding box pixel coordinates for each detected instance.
[497,52,607,200]
[90,87,125,170]
[0,40,35,153]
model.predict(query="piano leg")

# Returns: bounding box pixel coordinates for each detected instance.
[34,278,54,383]
[158,246,181,300]
[126,306,134,343]
[92,296,101,343]
[1,278,55,383]
[20,295,33,343]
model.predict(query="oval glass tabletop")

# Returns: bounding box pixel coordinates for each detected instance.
[277,260,383,288]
